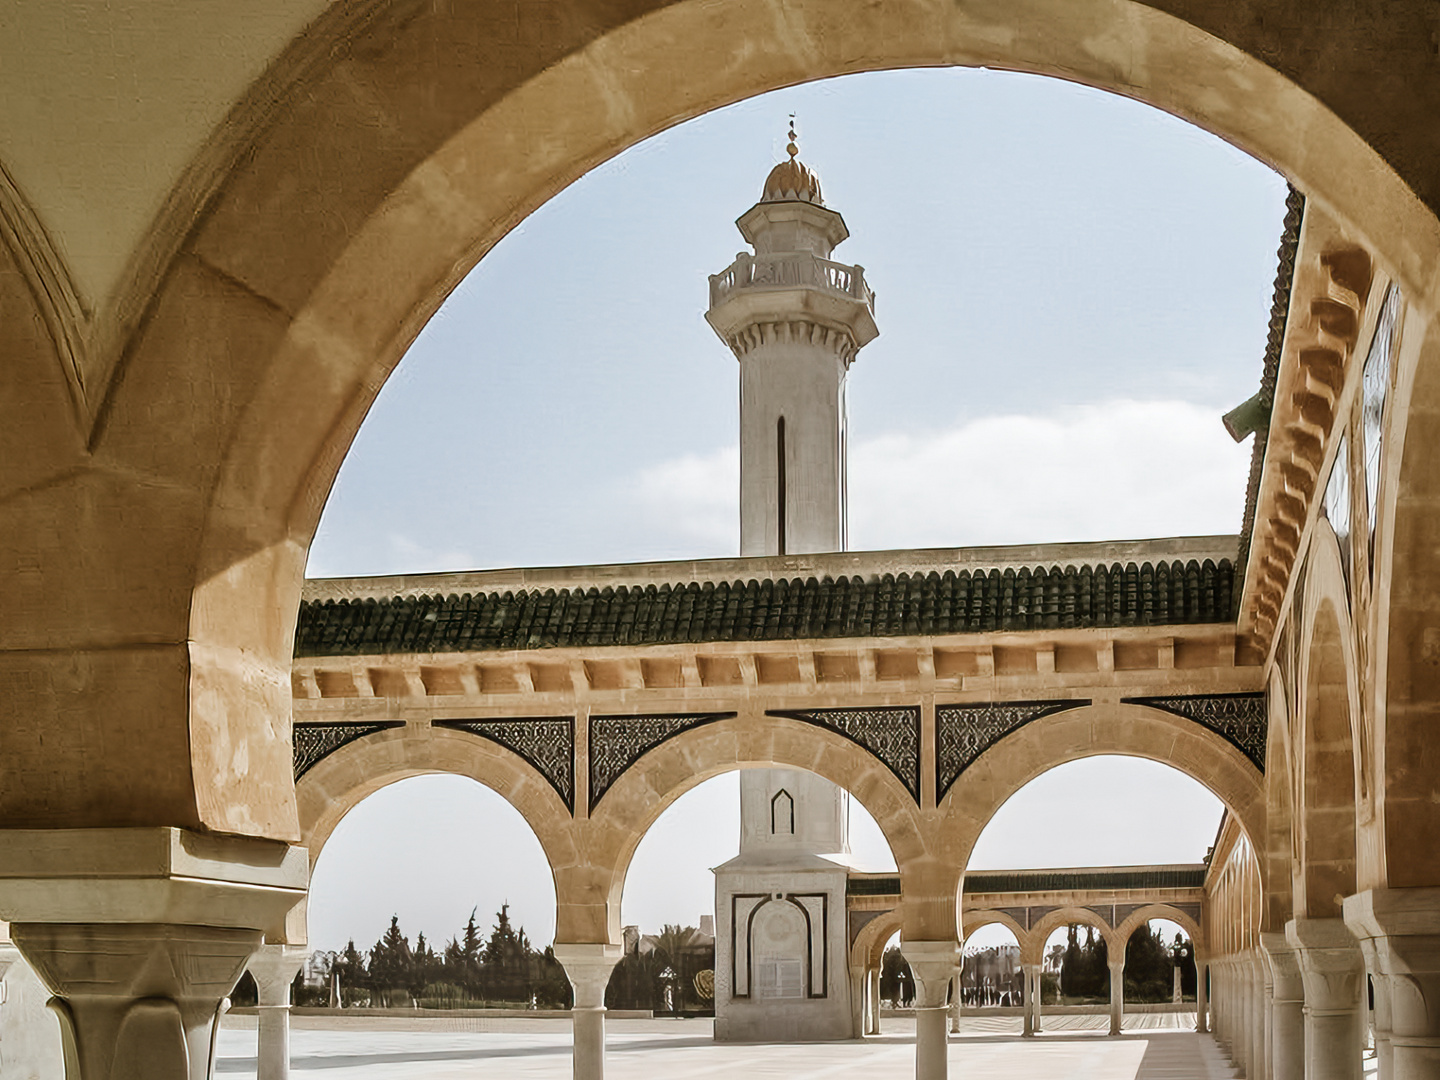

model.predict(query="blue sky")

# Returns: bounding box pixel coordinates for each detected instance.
[305,67,1287,952]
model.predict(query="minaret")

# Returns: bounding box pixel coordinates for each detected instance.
[707,123,878,557]
[708,130,879,1041]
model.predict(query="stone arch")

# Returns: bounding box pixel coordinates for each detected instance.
[586,710,921,945]
[1115,903,1205,957]
[942,701,1266,897]
[1024,906,1121,970]
[961,909,1030,953]
[27,0,1433,845]
[1295,547,1363,918]
[850,909,905,976]
[291,723,578,943]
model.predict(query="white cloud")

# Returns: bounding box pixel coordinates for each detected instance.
[626,400,1251,555]
[626,446,739,553]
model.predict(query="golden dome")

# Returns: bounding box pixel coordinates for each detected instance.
[761,126,824,204]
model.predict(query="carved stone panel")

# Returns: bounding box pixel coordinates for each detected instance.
[1122,693,1267,771]
[293,721,404,779]
[935,700,1091,801]
[766,707,921,802]
[588,712,736,812]
[435,717,575,813]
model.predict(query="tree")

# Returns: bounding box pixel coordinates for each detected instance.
[880,945,911,1006]
[411,932,440,996]
[334,938,370,1004]
[654,925,704,1013]
[482,903,532,1003]
[369,915,414,998]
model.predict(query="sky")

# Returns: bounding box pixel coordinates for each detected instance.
[303,67,1287,953]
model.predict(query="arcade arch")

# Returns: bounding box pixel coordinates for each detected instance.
[293,724,577,944]
[942,701,1264,937]
[306,774,559,958]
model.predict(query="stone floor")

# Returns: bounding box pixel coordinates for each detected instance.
[215,1014,1246,1079]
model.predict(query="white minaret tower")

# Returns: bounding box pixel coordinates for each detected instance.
[707,124,878,556]
[708,128,879,1042]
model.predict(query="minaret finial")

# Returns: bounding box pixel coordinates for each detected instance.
[786,114,798,160]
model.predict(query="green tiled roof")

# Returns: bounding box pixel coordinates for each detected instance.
[845,866,1207,898]
[295,559,1234,658]
[963,868,1207,893]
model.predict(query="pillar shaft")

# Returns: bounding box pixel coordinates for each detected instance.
[554,944,622,1080]
[1288,917,1366,1080]
[1196,955,1209,1033]
[1108,961,1124,1036]
[868,966,881,1034]
[1022,964,1040,1037]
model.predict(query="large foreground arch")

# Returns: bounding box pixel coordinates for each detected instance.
[4,0,1438,846]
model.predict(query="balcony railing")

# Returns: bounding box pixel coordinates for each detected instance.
[709,252,876,311]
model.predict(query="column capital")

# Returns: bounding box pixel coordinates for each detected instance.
[1286,917,1364,1015]
[1344,886,1440,1046]
[901,939,960,1009]
[553,942,623,1010]
[14,921,260,1080]
[1260,930,1305,1002]
[248,943,309,1007]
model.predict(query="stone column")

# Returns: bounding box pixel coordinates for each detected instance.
[1261,949,1276,1080]
[1196,955,1209,1033]
[902,941,959,1080]
[1346,886,1440,1080]
[948,973,960,1033]
[1109,960,1124,1036]
[1022,964,1040,1036]
[0,828,306,1080]
[248,944,309,1080]
[868,966,882,1034]
[1353,934,1392,1079]
[1288,917,1366,1080]
[1252,952,1268,1080]
[554,943,622,1080]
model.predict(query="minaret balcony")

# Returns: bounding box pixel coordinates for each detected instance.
[707,252,879,349]
[710,251,874,309]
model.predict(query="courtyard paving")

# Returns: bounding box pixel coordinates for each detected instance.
[216,1014,1247,1079]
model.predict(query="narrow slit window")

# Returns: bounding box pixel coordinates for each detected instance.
[777,416,787,555]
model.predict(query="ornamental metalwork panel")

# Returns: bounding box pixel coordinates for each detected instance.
[1122,692,1266,772]
[293,721,404,779]
[435,717,574,814]
[935,700,1091,801]
[588,712,736,812]
[767,707,920,802]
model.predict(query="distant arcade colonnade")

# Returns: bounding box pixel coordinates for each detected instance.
[848,864,1208,1039]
